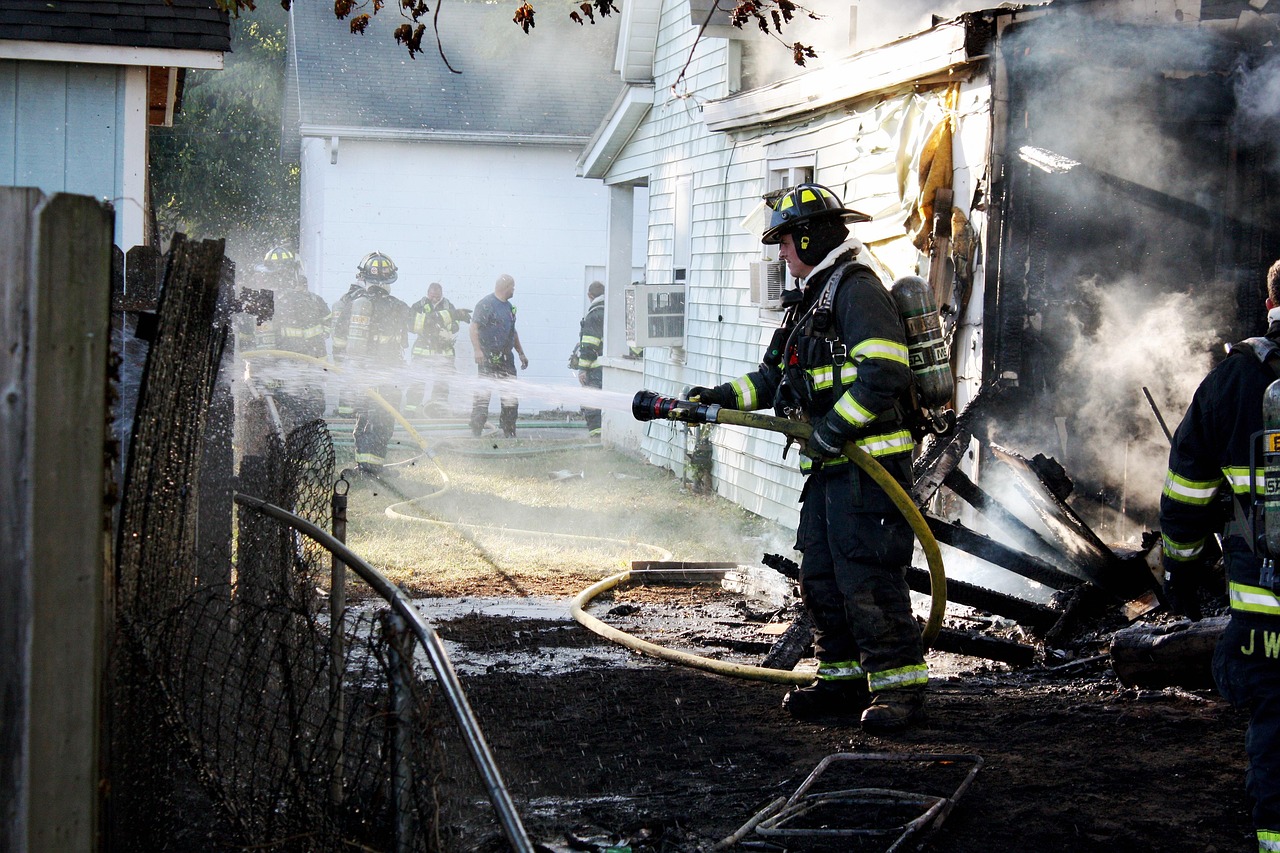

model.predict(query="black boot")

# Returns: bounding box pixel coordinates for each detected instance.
[860,688,925,732]
[782,679,870,720]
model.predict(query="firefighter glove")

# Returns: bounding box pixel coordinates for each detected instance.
[803,414,848,461]
[1163,563,1204,622]
[685,385,732,407]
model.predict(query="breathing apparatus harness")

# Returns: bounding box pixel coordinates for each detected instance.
[769,258,913,462]
[1224,335,1280,592]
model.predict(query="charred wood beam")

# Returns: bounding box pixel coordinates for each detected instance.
[942,467,1064,569]
[926,516,1080,590]
[905,566,1059,631]
[931,626,1037,667]
[989,444,1159,599]
[1109,616,1227,690]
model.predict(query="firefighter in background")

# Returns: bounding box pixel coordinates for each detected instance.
[469,273,528,438]
[256,246,330,429]
[1160,259,1280,853]
[573,280,605,437]
[685,183,927,731]
[330,251,412,476]
[404,282,469,417]
[329,264,369,419]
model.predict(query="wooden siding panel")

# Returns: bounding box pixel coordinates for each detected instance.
[64,64,118,202]
[14,63,67,191]
[0,62,16,185]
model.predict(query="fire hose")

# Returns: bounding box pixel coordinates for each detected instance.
[631,390,947,648]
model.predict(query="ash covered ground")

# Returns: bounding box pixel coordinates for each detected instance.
[422,578,1253,853]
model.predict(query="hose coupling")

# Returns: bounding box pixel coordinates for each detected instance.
[632,390,721,424]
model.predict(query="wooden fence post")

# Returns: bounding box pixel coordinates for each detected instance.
[0,187,113,852]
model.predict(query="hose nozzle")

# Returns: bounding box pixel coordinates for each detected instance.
[632,390,721,424]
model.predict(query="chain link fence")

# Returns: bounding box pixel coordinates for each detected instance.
[109,236,495,851]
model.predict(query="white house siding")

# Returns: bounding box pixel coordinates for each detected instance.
[620,8,994,531]
[299,135,621,398]
[0,59,143,248]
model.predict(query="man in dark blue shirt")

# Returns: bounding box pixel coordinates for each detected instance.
[469,273,528,437]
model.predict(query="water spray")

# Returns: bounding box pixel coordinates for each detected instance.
[632,390,947,646]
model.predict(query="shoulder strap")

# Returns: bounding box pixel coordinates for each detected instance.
[1228,336,1280,378]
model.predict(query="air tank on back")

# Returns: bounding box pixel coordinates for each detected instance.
[890,275,954,409]
[1263,379,1280,560]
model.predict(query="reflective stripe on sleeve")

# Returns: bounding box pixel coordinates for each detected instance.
[850,337,909,366]
[1258,829,1280,852]
[731,376,760,409]
[1161,533,1206,563]
[1163,470,1223,506]
[833,392,875,428]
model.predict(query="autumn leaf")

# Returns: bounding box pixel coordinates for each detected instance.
[333,0,355,19]
[593,0,618,16]
[792,42,816,65]
[394,22,426,56]
[578,2,595,23]
[350,13,370,33]
[513,2,535,32]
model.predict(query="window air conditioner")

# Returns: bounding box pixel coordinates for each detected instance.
[749,260,788,311]
[625,283,685,347]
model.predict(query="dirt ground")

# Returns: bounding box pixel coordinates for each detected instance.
[343,433,1257,852]
[424,577,1255,853]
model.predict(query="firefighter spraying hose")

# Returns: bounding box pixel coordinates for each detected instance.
[631,389,947,648]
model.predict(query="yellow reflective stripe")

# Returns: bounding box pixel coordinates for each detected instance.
[581,335,602,346]
[1224,466,1262,495]
[807,363,859,391]
[731,376,760,409]
[1230,582,1280,616]
[817,660,865,680]
[857,429,914,457]
[867,663,928,692]
[1163,470,1223,506]
[281,324,327,339]
[833,392,875,428]
[1259,829,1280,852]
[797,429,914,472]
[851,337,909,366]
[355,451,386,465]
[1161,533,1205,562]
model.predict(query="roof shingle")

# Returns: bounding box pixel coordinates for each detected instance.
[0,0,230,53]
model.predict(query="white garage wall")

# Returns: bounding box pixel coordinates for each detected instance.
[300,135,637,402]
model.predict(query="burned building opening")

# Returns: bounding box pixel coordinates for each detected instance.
[984,10,1280,540]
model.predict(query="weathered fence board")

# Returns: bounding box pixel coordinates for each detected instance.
[1,187,113,853]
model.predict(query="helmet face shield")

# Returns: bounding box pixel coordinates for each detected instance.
[357,251,399,285]
[760,183,871,245]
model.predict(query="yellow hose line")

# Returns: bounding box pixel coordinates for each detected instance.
[569,570,815,685]
[712,410,947,649]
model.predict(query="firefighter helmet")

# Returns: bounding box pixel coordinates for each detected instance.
[357,251,398,284]
[760,183,871,245]
[262,245,298,271]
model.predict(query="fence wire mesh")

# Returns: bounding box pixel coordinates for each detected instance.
[109,239,491,852]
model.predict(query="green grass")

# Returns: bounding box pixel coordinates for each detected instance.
[335,436,794,597]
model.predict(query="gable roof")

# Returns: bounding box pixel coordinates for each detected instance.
[284,0,623,153]
[0,0,229,53]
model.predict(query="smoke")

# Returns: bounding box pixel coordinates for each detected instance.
[1234,51,1280,174]
[988,275,1227,525]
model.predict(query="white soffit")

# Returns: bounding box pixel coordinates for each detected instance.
[0,39,224,70]
[577,84,654,179]
[615,0,661,83]
[701,21,972,132]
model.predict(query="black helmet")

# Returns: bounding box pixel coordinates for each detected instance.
[760,183,870,245]
[357,251,398,285]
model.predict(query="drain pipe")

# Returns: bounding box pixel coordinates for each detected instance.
[632,391,947,647]
[233,492,535,853]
